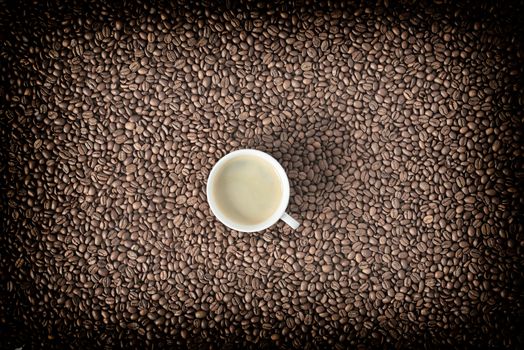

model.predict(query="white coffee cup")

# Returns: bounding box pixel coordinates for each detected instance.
[206,149,300,233]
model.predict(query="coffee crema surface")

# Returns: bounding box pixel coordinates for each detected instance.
[212,155,283,226]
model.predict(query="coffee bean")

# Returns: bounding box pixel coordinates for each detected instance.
[423,215,434,224]
[301,62,313,71]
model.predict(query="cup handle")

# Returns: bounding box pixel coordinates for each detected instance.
[280,212,300,230]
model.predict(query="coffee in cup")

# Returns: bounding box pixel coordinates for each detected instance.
[206,149,299,232]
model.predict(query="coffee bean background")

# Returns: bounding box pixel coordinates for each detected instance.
[1,0,524,349]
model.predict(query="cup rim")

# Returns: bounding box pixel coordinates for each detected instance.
[206,149,290,233]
